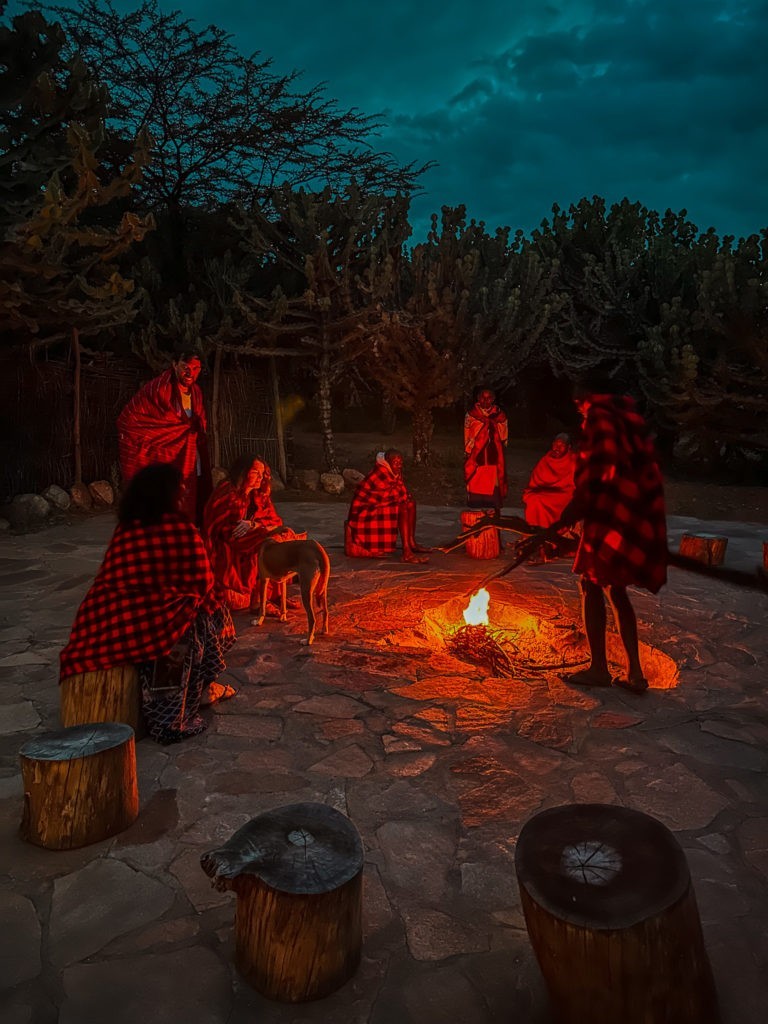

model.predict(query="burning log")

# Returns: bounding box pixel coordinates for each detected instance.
[444,588,514,677]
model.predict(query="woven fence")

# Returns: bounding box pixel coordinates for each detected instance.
[0,352,281,499]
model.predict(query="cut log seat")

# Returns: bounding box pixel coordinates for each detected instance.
[19,723,139,850]
[679,533,728,567]
[515,803,720,1024]
[461,509,500,560]
[60,665,144,737]
[201,801,363,1003]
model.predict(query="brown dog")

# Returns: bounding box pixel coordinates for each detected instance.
[251,538,330,644]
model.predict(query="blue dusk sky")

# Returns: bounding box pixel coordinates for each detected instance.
[21,0,768,239]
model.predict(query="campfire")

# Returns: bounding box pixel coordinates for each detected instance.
[445,588,514,677]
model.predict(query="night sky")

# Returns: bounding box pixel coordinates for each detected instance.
[53,1,768,239]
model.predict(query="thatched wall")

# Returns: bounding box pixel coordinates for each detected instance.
[0,352,282,498]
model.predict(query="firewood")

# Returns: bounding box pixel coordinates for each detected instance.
[515,803,720,1024]
[201,802,363,1003]
[460,510,500,559]
[679,533,728,567]
[60,665,145,737]
[19,723,139,850]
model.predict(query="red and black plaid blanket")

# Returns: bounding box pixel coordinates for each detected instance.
[573,394,667,592]
[60,513,220,678]
[346,457,408,556]
[117,369,211,521]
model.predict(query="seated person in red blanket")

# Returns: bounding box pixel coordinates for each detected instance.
[59,464,236,744]
[345,449,430,563]
[522,433,579,559]
[117,348,211,524]
[204,453,304,611]
[516,376,667,695]
[464,387,508,511]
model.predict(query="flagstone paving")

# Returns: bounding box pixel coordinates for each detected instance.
[1,504,767,1023]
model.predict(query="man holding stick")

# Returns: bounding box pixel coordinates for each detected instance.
[516,375,667,695]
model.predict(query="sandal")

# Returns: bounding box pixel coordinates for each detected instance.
[201,682,238,707]
[612,676,649,695]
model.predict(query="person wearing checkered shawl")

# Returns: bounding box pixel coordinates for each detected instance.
[517,374,667,695]
[60,464,236,742]
[345,449,431,563]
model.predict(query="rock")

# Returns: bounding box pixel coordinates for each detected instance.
[211,466,227,487]
[308,745,373,778]
[0,893,41,987]
[343,468,365,488]
[292,469,320,491]
[269,473,285,492]
[623,761,729,831]
[4,494,51,529]
[320,472,345,495]
[69,483,93,510]
[0,518,9,531]
[376,820,456,901]
[0,701,41,734]
[402,907,488,961]
[42,484,71,511]
[88,480,114,506]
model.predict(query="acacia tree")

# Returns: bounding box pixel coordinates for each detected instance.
[229,184,411,471]
[38,0,430,287]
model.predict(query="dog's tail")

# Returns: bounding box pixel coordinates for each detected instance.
[315,540,331,602]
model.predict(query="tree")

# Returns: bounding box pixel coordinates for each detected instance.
[39,0,431,286]
[230,184,412,471]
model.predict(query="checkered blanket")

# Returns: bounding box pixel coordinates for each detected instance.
[117,369,211,521]
[346,457,408,556]
[60,513,221,678]
[573,395,667,592]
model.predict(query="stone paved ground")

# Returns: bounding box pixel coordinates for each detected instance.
[1,504,767,1024]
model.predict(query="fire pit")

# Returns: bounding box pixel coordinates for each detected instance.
[444,589,513,677]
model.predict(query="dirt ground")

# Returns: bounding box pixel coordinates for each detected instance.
[288,424,768,526]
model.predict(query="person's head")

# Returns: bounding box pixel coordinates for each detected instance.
[573,369,623,416]
[475,387,496,410]
[171,348,202,390]
[229,453,268,492]
[551,433,570,457]
[384,448,404,475]
[119,463,182,525]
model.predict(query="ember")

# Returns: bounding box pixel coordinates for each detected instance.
[445,589,513,677]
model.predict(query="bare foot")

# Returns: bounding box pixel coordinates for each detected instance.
[612,675,649,695]
[566,668,612,688]
[402,551,429,564]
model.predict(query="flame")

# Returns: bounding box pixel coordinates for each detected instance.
[463,588,490,626]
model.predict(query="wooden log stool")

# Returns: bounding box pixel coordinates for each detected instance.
[60,665,145,737]
[515,803,719,1024]
[19,723,139,850]
[679,532,728,567]
[461,509,500,559]
[201,801,363,1003]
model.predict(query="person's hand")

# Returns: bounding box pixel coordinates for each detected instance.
[232,519,251,539]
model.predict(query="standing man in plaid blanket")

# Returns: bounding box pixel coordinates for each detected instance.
[517,375,667,694]
[345,449,431,563]
[117,348,211,524]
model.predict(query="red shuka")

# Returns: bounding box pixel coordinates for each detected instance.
[117,369,211,522]
[203,476,285,609]
[523,448,578,527]
[60,513,218,678]
[573,395,667,593]
[464,403,509,505]
[346,456,408,557]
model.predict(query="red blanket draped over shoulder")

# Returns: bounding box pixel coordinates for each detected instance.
[573,395,667,593]
[523,449,577,527]
[117,369,211,522]
[60,513,219,678]
[203,477,285,609]
[346,456,408,556]
[464,403,508,504]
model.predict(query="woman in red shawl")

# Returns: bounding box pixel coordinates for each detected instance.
[464,387,508,510]
[60,464,236,744]
[517,376,667,695]
[523,434,577,528]
[204,454,303,610]
[117,350,211,524]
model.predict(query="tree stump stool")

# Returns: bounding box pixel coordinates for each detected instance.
[679,533,728,567]
[201,801,363,1003]
[19,723,139,850]
[461,509,500,559]
[515,803,719,1024]
[60,665,145,738]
